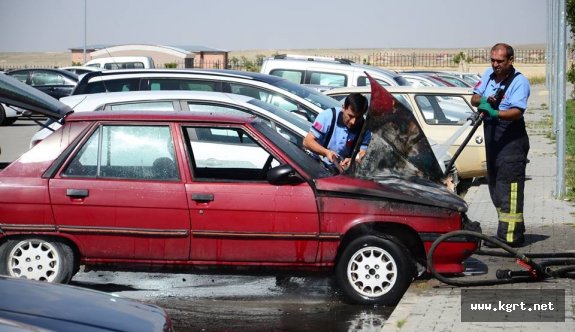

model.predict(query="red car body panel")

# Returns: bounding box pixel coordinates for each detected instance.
[0,112,477,277]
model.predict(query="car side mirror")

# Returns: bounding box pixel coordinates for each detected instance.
[267,164,305,185]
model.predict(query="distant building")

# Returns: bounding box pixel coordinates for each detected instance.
[69,44,228,69]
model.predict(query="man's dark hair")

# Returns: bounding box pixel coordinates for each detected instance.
[492,43,515,60]
[344,93,368,114]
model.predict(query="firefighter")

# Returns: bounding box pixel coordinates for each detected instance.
[471,43,531,247]
[303,93,370,172]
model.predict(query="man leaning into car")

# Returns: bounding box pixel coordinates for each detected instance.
[303,93,370,172]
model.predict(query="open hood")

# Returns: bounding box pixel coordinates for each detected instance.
[351,73,445,183]
[0,73,73,119]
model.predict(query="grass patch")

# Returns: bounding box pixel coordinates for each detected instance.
[566,100,575,200]
[396,318,407,328]
[529,75,546,85]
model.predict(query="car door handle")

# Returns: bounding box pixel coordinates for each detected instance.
[66,189,89,198]
[191,193,214,202]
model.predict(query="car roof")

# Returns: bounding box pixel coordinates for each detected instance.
[62,90,255,110]
[325,85,473,95]
[65,109,257,124]
[264,55,399,76]
[77,68,283,84]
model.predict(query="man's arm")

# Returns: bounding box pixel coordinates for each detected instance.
[303,132,339,163]
[471,93,482,107]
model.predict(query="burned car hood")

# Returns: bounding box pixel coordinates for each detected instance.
[315,175,467,212]
[350,73,445,183]
[0,73,73,119]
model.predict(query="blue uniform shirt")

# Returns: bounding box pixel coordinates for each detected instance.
[473,67,530,112]
[310,107,371,165]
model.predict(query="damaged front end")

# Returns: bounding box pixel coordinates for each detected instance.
[348,73,481,273]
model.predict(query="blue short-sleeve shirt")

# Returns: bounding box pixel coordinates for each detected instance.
[310,107,371,165]
[473,67,530,112]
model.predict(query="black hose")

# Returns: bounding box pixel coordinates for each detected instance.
[426,230,575,287]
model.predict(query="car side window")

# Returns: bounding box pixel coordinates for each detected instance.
[308,72,346,87]
[31,72,66,86]
[148,79,217,91]
[184,126,280,182]
[107,101,176,111]
[269,69,304,84]
[62,125,179,180]
[357,76,391,87]
[85,79,141,93]
[414,95,473,125]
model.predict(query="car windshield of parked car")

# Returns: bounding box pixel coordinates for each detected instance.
[269,79,340,112]
[185,102,305,146]
[414,95,474,125]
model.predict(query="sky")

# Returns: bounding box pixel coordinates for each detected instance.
[0,0,548,52]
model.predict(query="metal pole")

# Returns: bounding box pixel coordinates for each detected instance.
[555,0,566,198]
[551,0,558,131]
[83,0,87,64]
[546,0,551,89]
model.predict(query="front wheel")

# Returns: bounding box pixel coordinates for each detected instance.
[0,238,74,283]
[335,235,415,305]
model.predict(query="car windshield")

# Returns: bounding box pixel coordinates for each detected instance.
[247,99,311,132]
[270,79,341,110]
[252,121,331,179]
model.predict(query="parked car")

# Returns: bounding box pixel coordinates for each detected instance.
[0,276,173,332]
[5,68,78,99]
[0,73,479,306]
[260,54,410,88]
[399,72,456,87]
[29,90,311,148]
[325,86,487,182]
[84,56,155,70]
[72,69,341,122]
[401,70,473,88]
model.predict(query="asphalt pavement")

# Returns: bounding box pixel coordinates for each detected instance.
[382,84,575,331]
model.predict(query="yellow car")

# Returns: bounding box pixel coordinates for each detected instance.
[325,86,487,183]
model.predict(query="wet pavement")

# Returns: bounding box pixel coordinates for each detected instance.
[71,272,393,331]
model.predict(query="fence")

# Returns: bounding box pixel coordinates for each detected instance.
[0,49,550,72]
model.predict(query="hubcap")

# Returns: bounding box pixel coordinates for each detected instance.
[8,240,60,282]
[347,246,397,297]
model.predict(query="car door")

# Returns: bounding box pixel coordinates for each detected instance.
[182,124,320,263]
[48,123,190,260]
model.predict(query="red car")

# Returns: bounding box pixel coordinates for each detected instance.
[0,73,478,305]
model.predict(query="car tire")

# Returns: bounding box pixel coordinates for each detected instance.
[335,235,415,305]
[0,238,74,283]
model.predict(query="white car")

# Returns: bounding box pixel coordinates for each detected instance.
[260,54,410,88]
[72,69,342,123]
[30,90,311,148]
